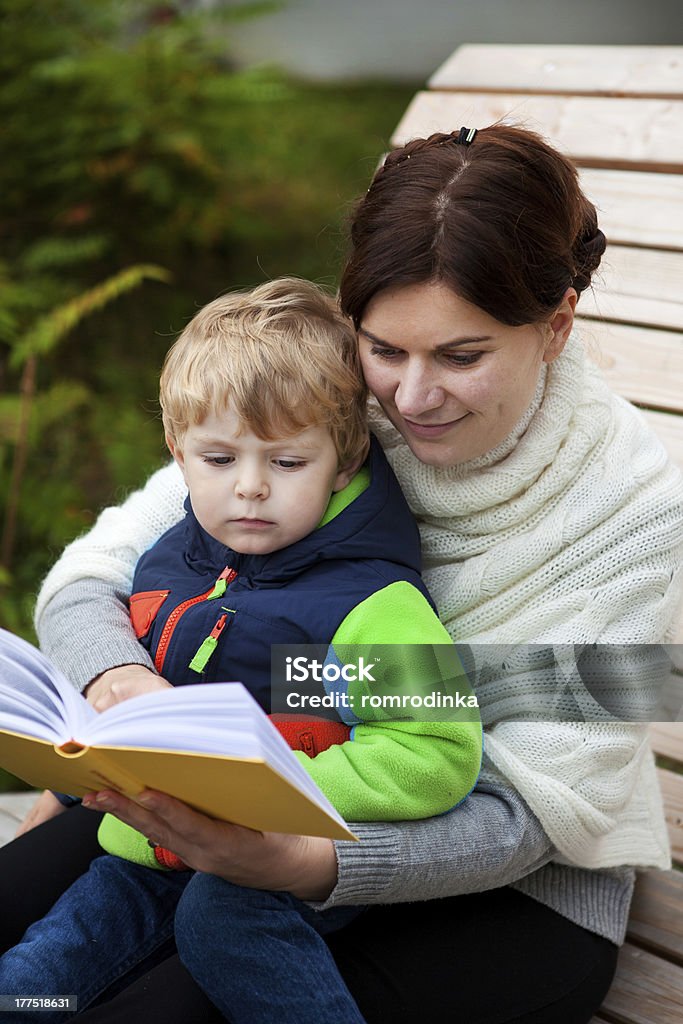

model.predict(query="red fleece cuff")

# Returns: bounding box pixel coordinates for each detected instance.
[269,714,351,757]
[153,846,189,871]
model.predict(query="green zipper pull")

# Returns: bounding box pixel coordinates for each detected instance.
[207,566,236,601]
[189,613,229,673]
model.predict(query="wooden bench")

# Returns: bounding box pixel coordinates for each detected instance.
[597,720,683,1024]
[391,43,683,1022]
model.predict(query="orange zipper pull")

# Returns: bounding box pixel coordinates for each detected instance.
[207,566,237,601]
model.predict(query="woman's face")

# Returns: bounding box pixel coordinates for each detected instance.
[358,280,575,467]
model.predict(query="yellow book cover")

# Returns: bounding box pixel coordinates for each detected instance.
[0,629,355,841]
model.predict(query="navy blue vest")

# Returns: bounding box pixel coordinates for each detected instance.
[131,436,431,711]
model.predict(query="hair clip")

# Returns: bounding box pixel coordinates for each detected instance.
[456,126,477,146]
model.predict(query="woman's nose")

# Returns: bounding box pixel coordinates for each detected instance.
[394,364,445,417]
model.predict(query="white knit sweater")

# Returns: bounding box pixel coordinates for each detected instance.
[36,334,683,871]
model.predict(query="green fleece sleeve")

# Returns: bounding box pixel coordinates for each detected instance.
[293,581,482,821]
[97,813,164,869]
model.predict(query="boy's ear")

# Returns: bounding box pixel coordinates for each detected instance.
[332,446,368,492]
[166,433,187,480]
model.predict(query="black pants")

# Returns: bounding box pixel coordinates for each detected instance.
[0,807,618,1023]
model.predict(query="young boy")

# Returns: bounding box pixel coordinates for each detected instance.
[0,278,481,1024]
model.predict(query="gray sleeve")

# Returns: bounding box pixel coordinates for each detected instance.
[313,760,554,909]
[35,578,156,692]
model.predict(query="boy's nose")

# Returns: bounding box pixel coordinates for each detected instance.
[235,473,269,500]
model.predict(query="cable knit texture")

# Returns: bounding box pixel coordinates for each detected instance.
[367,334,683,870]
[35,334,683,873]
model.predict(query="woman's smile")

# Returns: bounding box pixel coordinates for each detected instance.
[401,415,470,440]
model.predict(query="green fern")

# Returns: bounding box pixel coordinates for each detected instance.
[2,264,170,571]
[10,264,170,367]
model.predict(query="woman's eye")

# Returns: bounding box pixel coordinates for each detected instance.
[202,455,233,466]
[443,351,482,367]
[369,345,402,360]
[370,344,481,367]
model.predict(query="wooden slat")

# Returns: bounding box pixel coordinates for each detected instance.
[430,45,683,100]
[579,169,683,251]
[392,92,683,173]
[579,247,683,332]
[657,767,683,863]
[600,944,683,1024]
[650,722,683,762]
[640,410,683,476]
[0,792,37,848]
[577,320,683,415]
[0,808,20,847]
[628,870,683,964]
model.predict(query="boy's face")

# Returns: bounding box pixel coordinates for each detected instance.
[169,407,357,555]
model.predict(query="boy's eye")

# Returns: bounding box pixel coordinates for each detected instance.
[274,459,306,470]
[202,455,233,465]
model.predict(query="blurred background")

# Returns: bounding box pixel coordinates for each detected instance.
[0,0,417,650]
[225,0,683,79]
[0,0,681,648]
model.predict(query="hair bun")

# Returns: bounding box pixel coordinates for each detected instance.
[573,227,606,295]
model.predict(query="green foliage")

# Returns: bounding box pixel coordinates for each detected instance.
[0,0,415,640]
[10,264,170,367]
[0,768,32,793]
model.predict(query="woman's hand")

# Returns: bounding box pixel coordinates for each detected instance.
[84,664,172,712]
[14,789,66,838]
[82,788,339,901]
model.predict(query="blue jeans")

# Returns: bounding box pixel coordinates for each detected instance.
[174,872,366,1024]
[0,856,365,1023]
[0,855,190,1022]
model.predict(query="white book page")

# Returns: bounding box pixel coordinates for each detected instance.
[0,630,347,830]
[0,629,94,741]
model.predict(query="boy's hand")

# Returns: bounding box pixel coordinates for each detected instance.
[85,664,172,713]
[14,789,66,838]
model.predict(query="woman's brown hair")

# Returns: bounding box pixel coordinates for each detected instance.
[339,124,606,327]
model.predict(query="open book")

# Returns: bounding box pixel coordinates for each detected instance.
[0,629,354,841]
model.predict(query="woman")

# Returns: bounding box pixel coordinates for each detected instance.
[3,124,682,1024]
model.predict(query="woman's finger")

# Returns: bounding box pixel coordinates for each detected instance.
[83,790,173,846]
[82,789,225,868]
[81,788,337,898]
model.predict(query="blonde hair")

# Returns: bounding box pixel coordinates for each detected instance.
[160,278,368,466]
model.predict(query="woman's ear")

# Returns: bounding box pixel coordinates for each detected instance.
[332,446,368,492]
[544,287,578,364]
